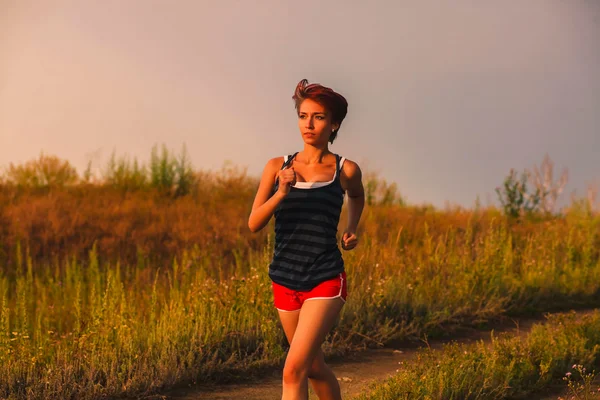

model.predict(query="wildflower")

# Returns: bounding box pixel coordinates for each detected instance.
[566,372,572,377]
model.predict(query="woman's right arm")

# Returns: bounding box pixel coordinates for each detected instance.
[248,157,287,233]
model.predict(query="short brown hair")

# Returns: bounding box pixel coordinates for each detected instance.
[292,79,348,143]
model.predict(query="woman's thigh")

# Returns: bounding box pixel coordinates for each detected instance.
[285,298,345,369]
[278,309,301,344]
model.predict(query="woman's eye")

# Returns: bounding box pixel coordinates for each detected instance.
[316,116,324,120]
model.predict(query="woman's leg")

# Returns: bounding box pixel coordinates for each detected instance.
[278,308,343,400]
[279,298,345,400]
[307,347,342,400]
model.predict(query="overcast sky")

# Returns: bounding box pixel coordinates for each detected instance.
[1,0,598,207]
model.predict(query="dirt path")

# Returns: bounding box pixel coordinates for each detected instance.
[150,309,597,400]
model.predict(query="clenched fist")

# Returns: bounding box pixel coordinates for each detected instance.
[341,231,358,250]
[277,164,296,196]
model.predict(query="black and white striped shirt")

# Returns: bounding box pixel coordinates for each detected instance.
[269,152,346,291]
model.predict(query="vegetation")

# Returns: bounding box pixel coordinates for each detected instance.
[357,311,600,400]
[0,147,598,399]
[495,153,570,219]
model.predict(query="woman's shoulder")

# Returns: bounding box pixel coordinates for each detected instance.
[338,157,363,194]
[340,158,362,186]
[339,157,362,180]
[266,156,286,167]
[261,156,287,177]
[269,152,301,166]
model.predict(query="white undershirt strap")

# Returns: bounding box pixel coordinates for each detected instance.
[280,154,345,189]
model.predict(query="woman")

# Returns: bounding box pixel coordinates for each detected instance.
[248,79,365,400]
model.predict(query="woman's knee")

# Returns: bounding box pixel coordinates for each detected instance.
[283,359,309,384]
[307,354,329,380]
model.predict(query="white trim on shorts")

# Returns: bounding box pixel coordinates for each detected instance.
[276,308,301,313]
[304,273,345,304]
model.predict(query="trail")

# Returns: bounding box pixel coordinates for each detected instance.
[148,308,598,400]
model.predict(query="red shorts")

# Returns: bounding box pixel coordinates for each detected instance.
[272,272,347,312]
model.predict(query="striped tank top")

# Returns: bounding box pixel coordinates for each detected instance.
[269,152,346,291]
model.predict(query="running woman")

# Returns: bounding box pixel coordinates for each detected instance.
[248,79,365,400]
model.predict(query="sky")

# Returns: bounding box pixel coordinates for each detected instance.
[1,0,599,208]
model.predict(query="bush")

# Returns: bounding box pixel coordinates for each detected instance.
[496,168,542,219]
[5,152,78,188]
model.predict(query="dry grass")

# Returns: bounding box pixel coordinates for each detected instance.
[357,311,600,400]
[0,152,599,399]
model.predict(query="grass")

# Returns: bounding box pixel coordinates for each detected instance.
[0,213,598,399]
[0,150,599,399]
[356,310,600,400]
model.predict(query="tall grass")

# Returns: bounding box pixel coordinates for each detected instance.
[0,150,599,398]
[0,210,598,398]
[0,149,263,267]
[357,311,600,400]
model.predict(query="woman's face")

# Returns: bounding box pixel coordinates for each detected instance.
[297,98,339,145]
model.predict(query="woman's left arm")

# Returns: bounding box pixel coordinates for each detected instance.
[340,160,365,250]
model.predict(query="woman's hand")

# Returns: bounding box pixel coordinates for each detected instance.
[339,159,364,251]
[341,231,358,250]
[276,165,296,197]
[248,157,293,233]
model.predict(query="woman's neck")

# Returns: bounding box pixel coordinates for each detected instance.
[299,145,331,164]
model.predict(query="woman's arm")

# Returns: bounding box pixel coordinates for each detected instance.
[340,160,365,250]
[248,157,286,233]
